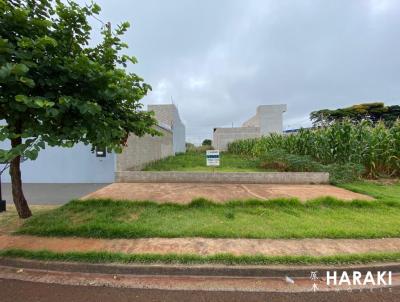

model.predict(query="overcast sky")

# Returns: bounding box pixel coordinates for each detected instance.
[76,0,400,144]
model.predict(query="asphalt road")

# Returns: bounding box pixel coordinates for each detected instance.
[1,183,109,204]
[0,279,399,302]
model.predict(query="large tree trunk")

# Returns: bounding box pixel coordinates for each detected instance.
[10,136,32,219]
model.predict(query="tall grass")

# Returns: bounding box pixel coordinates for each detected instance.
[228,120,400,177]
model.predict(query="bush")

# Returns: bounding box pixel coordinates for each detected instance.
[325,163,365,184]
[260,149,323,172]
[186,145,213,153]
[202,139,212,146]
[259,149,364,184]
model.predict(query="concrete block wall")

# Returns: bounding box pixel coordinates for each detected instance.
[257,104,287,134]
[213,127,260,151]
[242,114,259,127]
[116,171,330,184]
[116,125,173,171]
[148,104,186,154]
[213,104,286,150]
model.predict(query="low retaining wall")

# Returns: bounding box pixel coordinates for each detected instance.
[115,171,329,184]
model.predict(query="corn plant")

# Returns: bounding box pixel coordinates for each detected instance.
[228,120,400,178]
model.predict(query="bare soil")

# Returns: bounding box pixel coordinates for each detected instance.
[82,183,373,203]
[0,235,399,257]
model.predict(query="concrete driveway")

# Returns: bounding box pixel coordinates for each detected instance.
[1,183,109,205]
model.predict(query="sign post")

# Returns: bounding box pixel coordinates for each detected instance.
[206,150,220,172]
[0,163,8,212]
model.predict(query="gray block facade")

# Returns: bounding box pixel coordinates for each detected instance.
[213,104,287,150]
[116,125,173,171]
[116,171,330,184]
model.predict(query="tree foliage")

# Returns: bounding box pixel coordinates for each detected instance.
[202,139,212,146]
[310,102,400,127]
[0,0,158,217]
[0,0,158,162]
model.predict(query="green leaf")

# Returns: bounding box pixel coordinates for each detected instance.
[24,149,39,160]
[11,63,29,75]
[0,63,12,79]
[15,95,28,103]
[34,99,45,107]
[19,76,35,87]
[37,35,57,48]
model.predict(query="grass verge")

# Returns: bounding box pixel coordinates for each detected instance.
[339,180,400,202]
[16,195,400,239]
[2,249,400,265]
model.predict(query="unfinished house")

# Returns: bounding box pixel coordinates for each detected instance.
[213,104,287,150]
[116,104,186,172]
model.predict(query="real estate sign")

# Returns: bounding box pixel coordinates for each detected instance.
[206,150,220,166]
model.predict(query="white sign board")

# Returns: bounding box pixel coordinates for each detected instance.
[206,150,220,166]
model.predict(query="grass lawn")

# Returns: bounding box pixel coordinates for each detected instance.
[339,180,400,202]
[142,151,268,172]
[17,181,400,239]
[2,249,400,265]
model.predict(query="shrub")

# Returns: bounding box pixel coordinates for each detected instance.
[259,149,364,184]
[186,145,213,153]
[325,163,365,184]
[202,139,212,146]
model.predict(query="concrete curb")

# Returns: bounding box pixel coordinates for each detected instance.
[115,171,330,184]
[1,258,399,278]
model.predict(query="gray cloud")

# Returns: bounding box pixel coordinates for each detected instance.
[77,0,400,143]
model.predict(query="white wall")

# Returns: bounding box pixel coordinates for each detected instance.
[0,140,115,183]
[172,121,186,153]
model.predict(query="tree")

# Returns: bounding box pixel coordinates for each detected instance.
[202,139,212,146]
[310,103,400,127]
[0,0,158,218]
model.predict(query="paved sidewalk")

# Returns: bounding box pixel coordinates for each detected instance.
[1,183,109,205]
[82,183,373,203]
[0,235,398,256]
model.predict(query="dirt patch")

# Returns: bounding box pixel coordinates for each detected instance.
[0,205,57,235]
[126,210,142,222]
[365,178,400,185]
[82,183,373,204]
[0,235,399,257]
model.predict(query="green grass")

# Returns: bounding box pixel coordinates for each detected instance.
[339,180,400,202]
[17,187,400,239]
[2,249,400,265]
[142,151,269,172]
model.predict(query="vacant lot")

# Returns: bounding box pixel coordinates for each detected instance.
[142,151,268,172]
[17,181,400,240]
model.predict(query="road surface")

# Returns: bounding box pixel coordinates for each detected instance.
[0,278,399,302]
